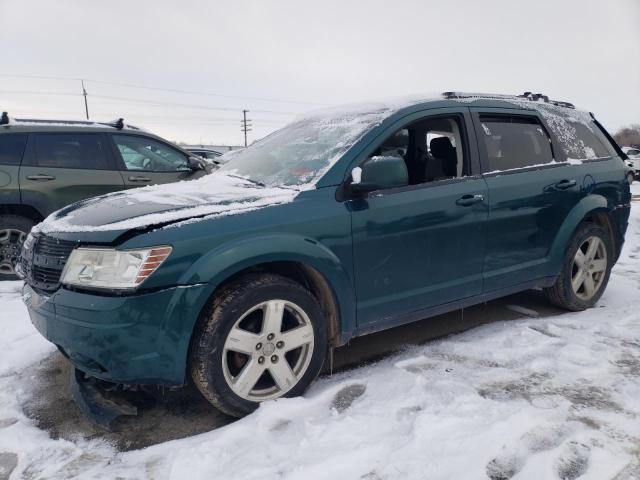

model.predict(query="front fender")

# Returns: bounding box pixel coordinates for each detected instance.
[178,233,356,342]
[547,194,609,274]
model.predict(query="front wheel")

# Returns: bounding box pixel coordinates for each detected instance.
[190,273,327,417]
[544,223,613,311]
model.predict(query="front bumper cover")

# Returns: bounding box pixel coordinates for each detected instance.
[24,282,212,386]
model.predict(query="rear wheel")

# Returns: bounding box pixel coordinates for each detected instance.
[545,223,612,311]
[190,273,327,417]
[0,215,35,280]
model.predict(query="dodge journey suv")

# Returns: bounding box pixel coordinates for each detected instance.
[0,116,208,278]
[20,92,631,417]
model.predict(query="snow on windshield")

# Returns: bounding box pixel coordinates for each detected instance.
[35,173,298,234]
[219,94,441,189]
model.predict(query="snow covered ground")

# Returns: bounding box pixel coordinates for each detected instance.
[1,184,639,480]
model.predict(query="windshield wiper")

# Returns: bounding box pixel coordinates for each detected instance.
[225,174,266,187]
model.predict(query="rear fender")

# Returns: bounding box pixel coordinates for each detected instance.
[547,194,610,274]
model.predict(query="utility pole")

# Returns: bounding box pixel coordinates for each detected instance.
[81,80,90,120]
[240,109,252,147]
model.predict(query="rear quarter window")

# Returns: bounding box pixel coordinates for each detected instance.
[0,133,28,165]
[555,120,615,160]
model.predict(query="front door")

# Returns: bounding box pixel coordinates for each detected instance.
[349,109,489,330]
[19,133,124,217]
[111,134,204,188]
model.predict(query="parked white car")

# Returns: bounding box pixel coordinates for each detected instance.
[622,146,640,182]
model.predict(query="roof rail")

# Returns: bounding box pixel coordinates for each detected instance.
[443,91,575,109]
[0,114,142,130]
[517,92,575,109]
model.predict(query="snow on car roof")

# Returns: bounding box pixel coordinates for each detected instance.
[1,116,145,131]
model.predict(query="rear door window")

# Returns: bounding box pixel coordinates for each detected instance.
[0,133,28,165]
[26,134,111,170]
[479,116,554,171]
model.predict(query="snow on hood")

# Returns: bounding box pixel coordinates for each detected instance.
[34,173,299,234]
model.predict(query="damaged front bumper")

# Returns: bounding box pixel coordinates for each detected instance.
[23,282,212,386]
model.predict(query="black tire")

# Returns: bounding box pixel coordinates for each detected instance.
[190,273,328,417]
[0,214,35,280]
[544,223,613,311]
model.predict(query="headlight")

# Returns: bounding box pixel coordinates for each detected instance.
[60,246,172,290]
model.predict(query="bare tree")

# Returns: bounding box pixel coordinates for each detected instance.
[613,124,640,147]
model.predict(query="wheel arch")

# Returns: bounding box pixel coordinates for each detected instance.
[549,194,620,273]
[181,234,356,349]
[0,204,44,223]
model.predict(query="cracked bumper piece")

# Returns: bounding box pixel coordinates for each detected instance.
[24,283,211,385]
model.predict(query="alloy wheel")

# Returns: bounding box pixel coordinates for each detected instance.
[571,235,607,301]
[0,228,27,275]
[222,299,315,401]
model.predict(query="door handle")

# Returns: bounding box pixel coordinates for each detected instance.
[26,174,56,181]
[555,179,577,190]
[128,176,151,182]
[455,194,485,207]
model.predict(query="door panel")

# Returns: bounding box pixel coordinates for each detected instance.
[351,178,489,328]
[0,133,28,206]
[481,166,585,290]
[19,133,124,217]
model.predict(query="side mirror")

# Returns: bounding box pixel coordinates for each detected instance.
[187,156,206,171]
[349,155,408,194]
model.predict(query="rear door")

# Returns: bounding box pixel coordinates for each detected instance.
[19,133,125,217]
[0,133,28,207]
[111,134,206,188]
[470,108,586,291]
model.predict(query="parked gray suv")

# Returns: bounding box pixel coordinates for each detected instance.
[0,114,208,278]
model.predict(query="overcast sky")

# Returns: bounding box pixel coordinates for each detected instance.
[1,0,638,146]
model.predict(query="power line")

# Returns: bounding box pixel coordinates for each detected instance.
[0,73,328,107]
[0,90,80,96]
[90,93,297,116]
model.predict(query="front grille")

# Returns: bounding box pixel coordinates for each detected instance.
[22,235,78,292]
[36,236,77,257]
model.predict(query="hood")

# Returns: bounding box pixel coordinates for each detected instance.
[35,173,299,235]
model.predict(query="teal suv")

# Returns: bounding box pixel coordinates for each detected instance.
[20,92,631,417]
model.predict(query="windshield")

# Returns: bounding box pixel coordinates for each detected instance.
[218,104,396,188]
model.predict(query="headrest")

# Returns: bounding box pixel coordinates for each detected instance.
[430,137,454,157]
